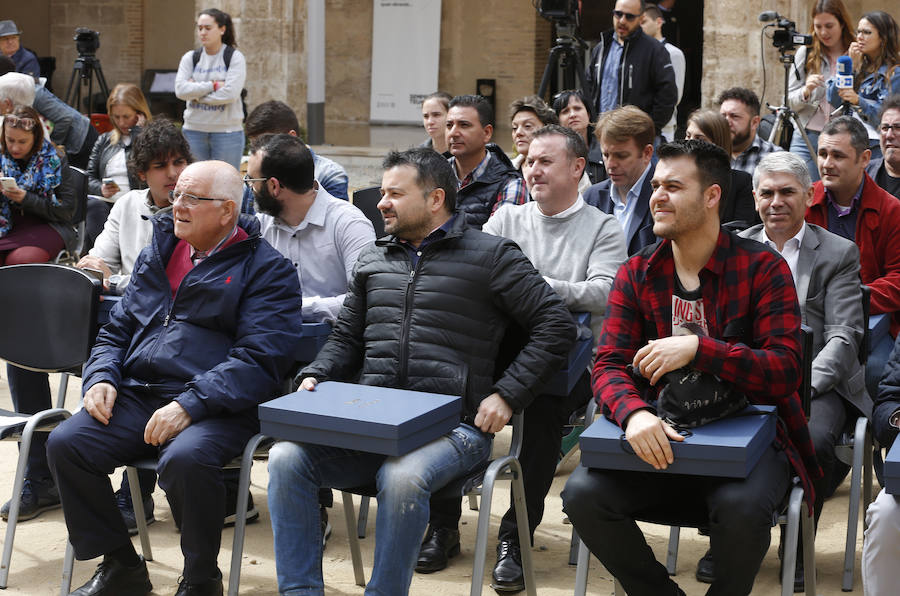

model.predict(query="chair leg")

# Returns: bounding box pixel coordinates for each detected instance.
[843,416,868,591]
[864,429,874,524]
[573,539,590,596]
[55,373,70,410]
[510,462,537,596]
[666,526,680,575]
[228,433,266,596]
[357,496,370,539]
[567,527,580,566]
[781,487,803,596]
[801,498,817,596]
[341,492,366,587]
[468,491,479,511]
[126,466,152,561]
[60,541,75,596]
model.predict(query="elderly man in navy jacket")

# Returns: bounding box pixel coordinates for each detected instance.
[47,161,304,596]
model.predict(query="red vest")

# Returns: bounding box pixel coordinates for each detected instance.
[165,227,249,297]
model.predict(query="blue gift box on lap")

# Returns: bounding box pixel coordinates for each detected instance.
[579,405,777,478]
[542,312,593,397]
[258,381,462,456]
[885,438,900,495]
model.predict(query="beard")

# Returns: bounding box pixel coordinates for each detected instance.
[254,184,283,218]
[732,126,752,149]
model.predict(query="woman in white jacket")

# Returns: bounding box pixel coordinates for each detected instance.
[787,0,855,182]
[175,8,246,169]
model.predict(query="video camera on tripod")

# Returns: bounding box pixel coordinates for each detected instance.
[759,11,812,52]
[64,27,109,113]
[535,0,590,99]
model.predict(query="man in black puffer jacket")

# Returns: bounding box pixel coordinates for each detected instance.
[267,147,576,596]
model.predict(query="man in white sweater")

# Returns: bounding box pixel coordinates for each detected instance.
[479,124,627,591]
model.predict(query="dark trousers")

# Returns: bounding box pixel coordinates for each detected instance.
[6,364,156,495]
[562,445,791,596]
[429,373,592,544]
[46,387,258,581]
[84,198,112,254]
[808,391,854,523]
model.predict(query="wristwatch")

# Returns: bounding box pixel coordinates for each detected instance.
[889,407,900,430]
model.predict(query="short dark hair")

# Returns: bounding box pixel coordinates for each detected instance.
[508,95,558,126]
[551,89,597,124]
[245,100,302,140]
[644,3,662,20]
[448,94,494,128]
[821,116,870,158]
[128,117,193,178]
[250,134,315,194]
[531,124,588,162]
[879,94,900,124]
[716,87,762,117]
[657,139,732,200]
[382,147,457,213]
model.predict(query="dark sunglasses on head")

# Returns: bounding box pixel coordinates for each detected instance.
[4,115,36,131]
[613,9,640,21]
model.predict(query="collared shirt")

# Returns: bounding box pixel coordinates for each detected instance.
[258,185,375,323]
[609,161,652,237]
[763,222,806,288]
[825,178,865,242]
[599,39,623,113]
[399,214,457,268]
[595,229,819,505]
[191,223,240,265]
[451,151,528,214]
[732,135,782,175]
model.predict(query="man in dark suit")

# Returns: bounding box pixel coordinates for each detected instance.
[738,151,869,589]
[583,105,657,255]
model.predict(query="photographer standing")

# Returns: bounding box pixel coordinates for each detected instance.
[788,0,856,182]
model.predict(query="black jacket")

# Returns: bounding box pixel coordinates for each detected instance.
[18,153,79,253]
[86,130,142,197]
[300,214,576,418]
[585,28,678,134]
[454,143,522,230]
[874,336,900,449]
[720,169,761,229]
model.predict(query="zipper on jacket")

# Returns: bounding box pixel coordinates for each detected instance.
[628,64,633,91]
[397,263,419,386]
[619,42,629,104]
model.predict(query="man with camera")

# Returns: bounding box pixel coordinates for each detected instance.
[585,0,677,141]
[562,139,819,596]
[718,87,782,176]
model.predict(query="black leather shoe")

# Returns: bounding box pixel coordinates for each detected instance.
[174,571,223,596]
[69,556,152,595]
[491,540,525,593]
[415,525,460,573]
[695,549,715,584]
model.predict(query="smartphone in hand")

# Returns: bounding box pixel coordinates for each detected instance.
[0,177,19,191]
[102,177,119,188]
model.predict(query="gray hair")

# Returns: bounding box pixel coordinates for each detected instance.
[182,160,243,207]
[0,72,36,107]
[753,151,812,192]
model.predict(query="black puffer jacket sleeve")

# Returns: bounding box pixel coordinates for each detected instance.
[874,335,900,448]
[19,153,76,224]
[86,132,111,196]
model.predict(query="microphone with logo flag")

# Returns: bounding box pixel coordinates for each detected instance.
[834,55,855,116]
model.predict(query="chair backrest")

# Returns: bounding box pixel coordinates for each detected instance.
[352,186,385,238]
[68,166,88,226]
[860,285,871,366]
[0,264,100,372]
[800,325,813,418]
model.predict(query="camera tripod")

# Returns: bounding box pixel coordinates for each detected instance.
[64,54,110,114]
[538,25,589,99]
[767,50,814,154]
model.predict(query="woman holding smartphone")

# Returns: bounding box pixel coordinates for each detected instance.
[85,83,152,250]
[174,8,246,169]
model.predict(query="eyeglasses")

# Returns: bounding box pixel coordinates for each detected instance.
[613,9,640,21]
[242,175,268,187]
[4,115,36,131]
[880,123,900,134]
[168,189,222,206]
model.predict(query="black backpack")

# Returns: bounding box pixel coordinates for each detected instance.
[192,46,248,119]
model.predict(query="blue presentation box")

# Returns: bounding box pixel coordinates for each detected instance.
[885,438,900,495]
[296,322,332,363]
[258,381,462,456]
[542,312,593,397]
[579,405,776,478]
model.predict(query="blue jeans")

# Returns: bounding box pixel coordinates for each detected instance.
[182,129,245,170]
[789,128,820,183]
[267,423,492,596]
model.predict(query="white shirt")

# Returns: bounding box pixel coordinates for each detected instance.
[257,186,375,323]
[763,222,806,289]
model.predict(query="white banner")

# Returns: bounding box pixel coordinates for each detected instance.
[370,0,442,124]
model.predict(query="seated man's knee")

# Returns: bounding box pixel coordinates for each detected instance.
[562,466,616,521]
[46,415,84,468]
[268,440,311,478]
[376,458,430,500]
[866,489,900,540]
[709,481,775,528]
[157,439,213,482]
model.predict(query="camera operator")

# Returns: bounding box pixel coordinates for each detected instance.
[788,0,855,183]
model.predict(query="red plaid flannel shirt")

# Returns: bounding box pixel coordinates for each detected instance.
[593,230,822,508]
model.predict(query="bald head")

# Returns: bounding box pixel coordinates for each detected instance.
[172,160,243,251]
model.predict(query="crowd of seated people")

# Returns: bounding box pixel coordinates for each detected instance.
[3,2,900,596]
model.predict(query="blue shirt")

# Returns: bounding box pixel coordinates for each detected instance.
[610,161,651,240]
[825,178,864,242]
[400,214,457,268]
[599,40,623,113]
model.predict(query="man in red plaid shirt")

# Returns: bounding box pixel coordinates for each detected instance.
[562,139,821,596]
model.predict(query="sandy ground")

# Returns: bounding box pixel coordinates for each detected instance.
[0,368,871,595]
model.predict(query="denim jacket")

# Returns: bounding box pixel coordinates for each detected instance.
[827,64,900,126]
